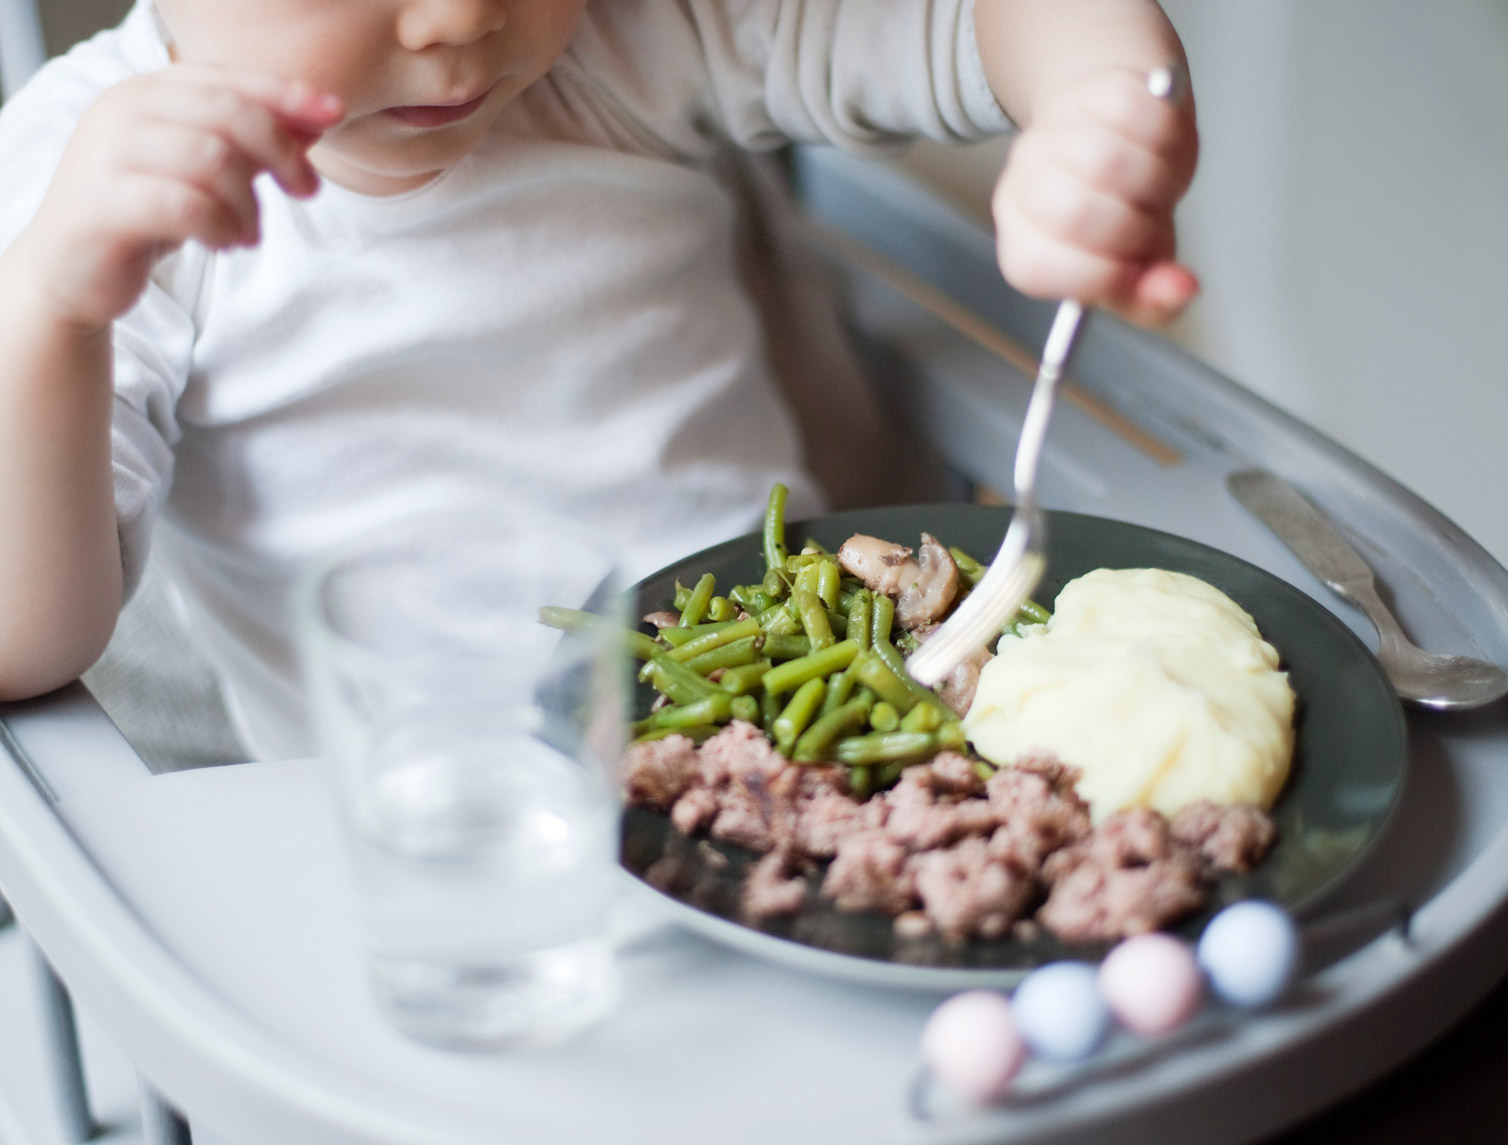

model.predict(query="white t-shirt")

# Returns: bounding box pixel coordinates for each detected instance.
[0,0,1009,759]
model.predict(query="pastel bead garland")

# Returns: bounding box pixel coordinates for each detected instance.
[1098,932,1204,1035]
[1011,961,1110,1061]
[922,901,1299,1104]
[1197,900,1300,1008]
[921,991,1027,1103]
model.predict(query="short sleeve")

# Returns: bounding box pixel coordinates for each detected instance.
[565,0,1013,158]
[687,0,1012,151]
[0,30,196,601]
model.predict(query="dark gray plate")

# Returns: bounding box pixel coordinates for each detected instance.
[620,504,1409,989]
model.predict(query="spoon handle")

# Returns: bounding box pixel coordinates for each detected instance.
[1225,469,1413,654]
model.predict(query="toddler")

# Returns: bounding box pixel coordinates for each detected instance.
[0,0,1197,758]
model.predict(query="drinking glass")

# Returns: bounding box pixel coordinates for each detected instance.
[298,513,627,1049]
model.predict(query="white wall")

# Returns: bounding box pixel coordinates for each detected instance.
[900,1,1508,565]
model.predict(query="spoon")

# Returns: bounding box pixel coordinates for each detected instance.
[1228,469,1508,711]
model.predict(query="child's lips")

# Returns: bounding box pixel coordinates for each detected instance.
[384,88,493,128]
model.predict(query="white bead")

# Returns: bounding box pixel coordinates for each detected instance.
[1197,901,1300,1008]
[1098,933,1204,1035]
[1011,962,1110,1062]
[921,990,1026,1104]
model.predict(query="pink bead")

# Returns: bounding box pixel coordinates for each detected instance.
[1098,933,1204,1036]
[921,990,1027,1104]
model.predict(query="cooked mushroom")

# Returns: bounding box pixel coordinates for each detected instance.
[938,645,993,717]
[837,534,921,597]
[643,610,681,628]
[895,534,960,629]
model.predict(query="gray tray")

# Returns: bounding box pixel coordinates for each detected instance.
[3,148,1507,1145]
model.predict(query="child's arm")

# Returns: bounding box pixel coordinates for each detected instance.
[0,67,340,700]
[975,0,1199,325]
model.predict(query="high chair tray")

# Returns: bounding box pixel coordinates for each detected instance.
[3,149,1508,1145]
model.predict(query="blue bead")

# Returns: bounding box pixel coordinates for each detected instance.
[1198,901,1300,1008]
[1012,962,1110,1062]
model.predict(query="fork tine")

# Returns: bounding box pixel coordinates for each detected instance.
[907,545,1044,687]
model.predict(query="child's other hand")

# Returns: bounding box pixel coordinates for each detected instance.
[19,65,343,333]
[991,66,1198,327]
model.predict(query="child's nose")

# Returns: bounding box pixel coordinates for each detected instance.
[397,0,508,50]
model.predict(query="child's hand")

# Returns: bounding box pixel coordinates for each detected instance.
[991,66,1198,326]
[17,65,343,334]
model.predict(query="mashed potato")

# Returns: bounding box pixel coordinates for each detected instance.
[962,568,1295,821]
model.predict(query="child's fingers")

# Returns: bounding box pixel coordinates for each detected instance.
[1037,115,1189,215]
[118,123,263,244]
[111,172,249,253]
[1116,262,1200,327]
[166,63,344,132]
[1065,69,1196,170]
[1000,142,1172,264]
[136,84,321,198]
[995,218,1140,305]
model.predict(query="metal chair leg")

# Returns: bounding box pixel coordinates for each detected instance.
[22,932,95,1143]
[139,1080,193,1145]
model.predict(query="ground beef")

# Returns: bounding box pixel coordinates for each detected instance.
[1037,855,1207,943]
[1170,800,1278,873]
[822,831,915,914]
[742,850,809,921]
[623,725,1276,945]
[908,837,1034,941]
[621,734,700,811]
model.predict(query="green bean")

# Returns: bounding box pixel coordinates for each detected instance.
[949,546,987,587]
[873,760,908,790]
[785,553,821,575]
[763,566,791,598]
[762,639,861,696]
[667,617,761,663]
[679,573,716,627]
[793,589,835,651]
[819,664,857,716]
[895,629,921,655]
[673,580,692,611]
[853,687,876,708]
[773,677,827,754]
[706,595,739,622]
[871,594,895,647]
[762,634,813,661]
[824,608,849,637]
[730,695,761,723]
[1019,599,1052,626]
[659,620,735,647]
[873,638,939,708]
[899,700,946,733]
[757,604,801,638]
[935,722,968,752]
[816,559,842,611]
[850,651,920,713]
[870,701,900,732]
[633,725,721,745]
[792,698,872,762]
[793,562,820,596]
[537,606,662,661]
[760,686,783,735]
[846,590,871,652]
[651,692,733,729]
[645,654,717,705]
[719,659,773,694]
[832,731,937,767]
[684,635,763,675]
[973,760,996,783]
[763,483,788,572]
[803,538,831,556]
[849,766,873,800]
[729,584,776,614]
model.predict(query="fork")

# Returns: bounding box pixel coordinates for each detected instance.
[907,66,1186,689]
